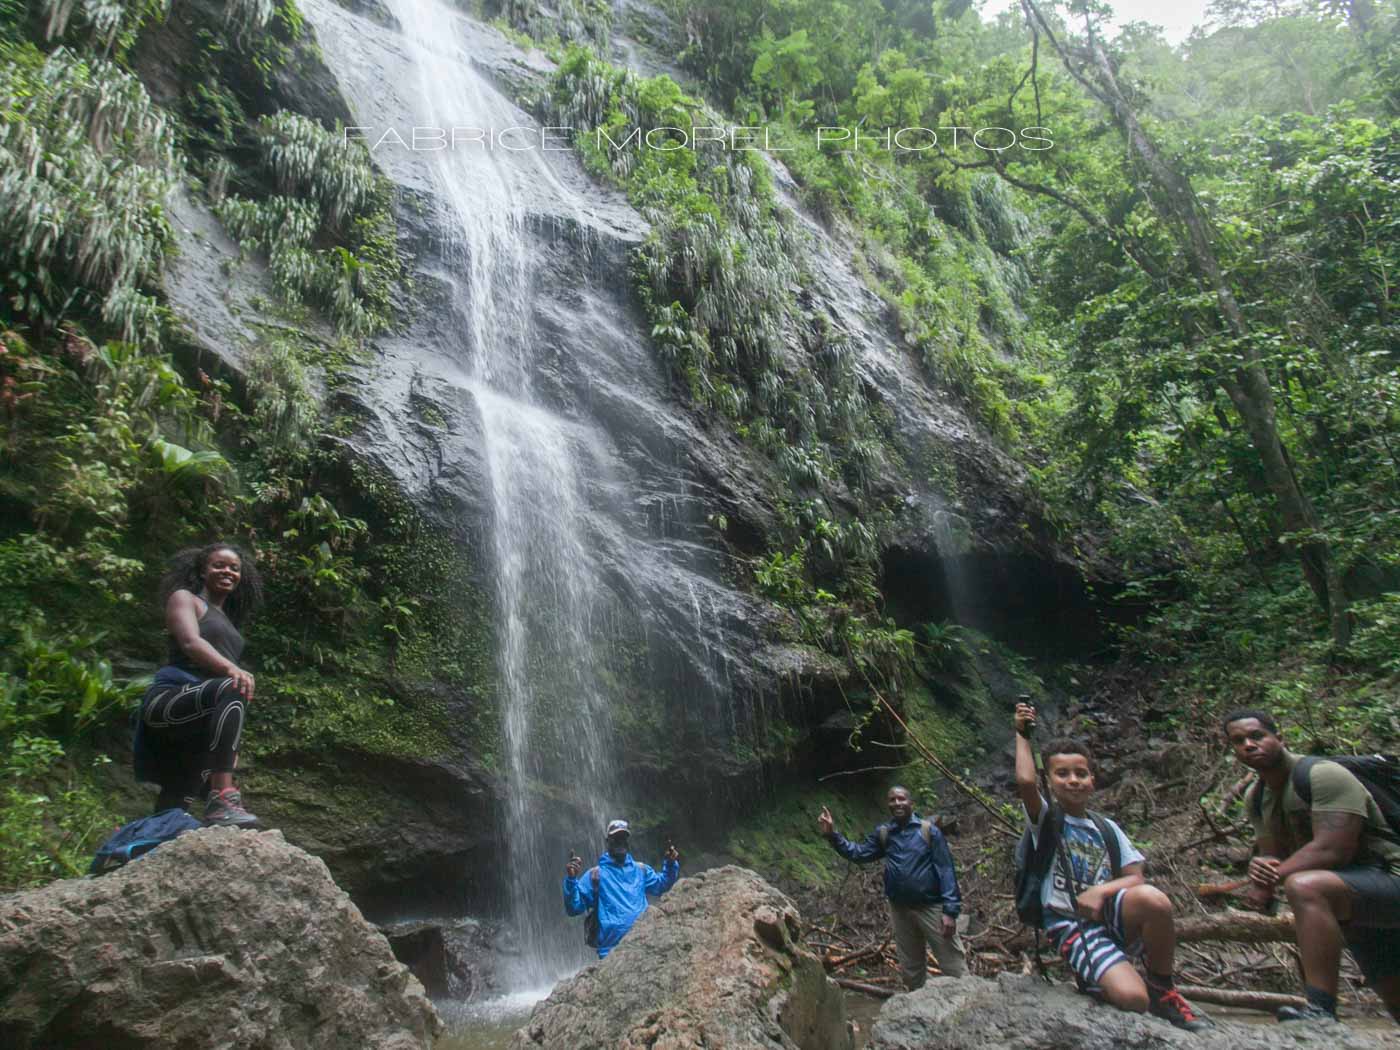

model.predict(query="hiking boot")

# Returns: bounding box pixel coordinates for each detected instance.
[203,788,259,828]
[1277,1003,1337,1023]
[1149,987,1213,1031]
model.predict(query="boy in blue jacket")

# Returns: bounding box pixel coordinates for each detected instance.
[563,819,680,959]
[818,785,965,989]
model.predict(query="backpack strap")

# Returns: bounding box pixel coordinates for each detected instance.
[1050,809,1121,899]
[1253,757,1320,817]
[1087,811,1122,878]
[1249,776,1268,820]
[1291,756,1318,806]
[1029,801,1065,875]
[879,820,935,852]
[1033,927,1050,984]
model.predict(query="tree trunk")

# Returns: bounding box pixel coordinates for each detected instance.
[1005,910,1294,952]
[1017,0,1352,647]
[1082,33,1348,646]
[1217,369,1351,646]
[1176,985,1306,1013]
[1175,910,1295,945]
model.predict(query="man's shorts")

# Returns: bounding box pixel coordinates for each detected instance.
[1338,865,1400,984]
[1045,888,1142,991]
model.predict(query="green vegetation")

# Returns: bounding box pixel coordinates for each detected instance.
[0,1,475,890]
[0,45,178,346]
[727,784,887,887]
[642,0,1400,754]
[0,311,491,888]
[214,112,403,338]
[3,0,1398,891]
[497,0,612,47]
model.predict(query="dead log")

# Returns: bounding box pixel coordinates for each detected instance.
[1195,878,1249,898]
[1177,985,1306,1013]
[833,977,896,999]
[1175,911,1294,944]
[992,910,1293,957]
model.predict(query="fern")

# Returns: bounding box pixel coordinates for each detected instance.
[0,47,179,344]
[38,0,171,58]
[213,111,392,337]
[254,111,372,230]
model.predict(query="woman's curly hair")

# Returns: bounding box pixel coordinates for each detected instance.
[158,542,264,626]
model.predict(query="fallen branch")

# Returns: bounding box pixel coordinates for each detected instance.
[1175,910,1294,945]
[823,939,888,973]
[818,764,905,781]
[1195,878,1249,898]
[833,977,896,999]
[849,666,1019,839]
[1177,985,1306,1013]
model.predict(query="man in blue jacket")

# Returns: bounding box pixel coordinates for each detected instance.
[818,785,965,989]
[563,819,680,959]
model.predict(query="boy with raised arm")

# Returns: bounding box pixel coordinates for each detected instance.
[1014,702,1210,1030]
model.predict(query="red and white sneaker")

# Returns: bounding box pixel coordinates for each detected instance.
[1149,986,1213,1031]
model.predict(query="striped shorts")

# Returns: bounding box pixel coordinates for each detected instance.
[1045,888,1142,990]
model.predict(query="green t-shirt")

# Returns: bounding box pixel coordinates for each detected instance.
[1246,752,1400,877]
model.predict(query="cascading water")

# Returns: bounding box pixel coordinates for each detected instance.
[381,0,617,984]
[930,506,975,625]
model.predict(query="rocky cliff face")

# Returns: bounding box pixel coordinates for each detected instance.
[0,829,441,1050]
[129,0,1093,911]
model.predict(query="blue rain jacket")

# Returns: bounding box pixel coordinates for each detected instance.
[826,812,962,915]
[563,851,680,958]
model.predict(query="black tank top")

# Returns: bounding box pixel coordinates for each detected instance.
[168,594,244,673]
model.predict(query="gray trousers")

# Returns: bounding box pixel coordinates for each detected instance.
[889,902,966,990]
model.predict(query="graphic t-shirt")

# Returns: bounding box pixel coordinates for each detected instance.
[1026,794,1144,921]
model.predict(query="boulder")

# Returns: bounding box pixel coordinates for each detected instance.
[379,915,497,1000]
[512,865,851,1049]
[0,828,442,1050]
[871,974,1394,1050]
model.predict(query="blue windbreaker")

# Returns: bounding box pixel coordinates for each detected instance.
[562,851,679,958]
[826,812,962,914]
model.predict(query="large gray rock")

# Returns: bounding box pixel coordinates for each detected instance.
[872,973,1395,1050]
[0,828,442,1050]
[512,865,851,1049]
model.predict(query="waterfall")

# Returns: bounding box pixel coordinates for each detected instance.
[381,0,617,984]
[930,506,974,625]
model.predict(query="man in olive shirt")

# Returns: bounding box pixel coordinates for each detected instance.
[1224,709,1400,1023]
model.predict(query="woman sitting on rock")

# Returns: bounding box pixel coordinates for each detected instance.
[138,542,263,827]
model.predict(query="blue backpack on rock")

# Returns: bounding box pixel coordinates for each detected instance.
[89,808,203,875]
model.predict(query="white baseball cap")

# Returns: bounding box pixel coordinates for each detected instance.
[605,819,630,837]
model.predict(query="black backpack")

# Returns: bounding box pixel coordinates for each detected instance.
[1252,755,1400,838]
[1013,803,1122,928]
[583,867,601,947]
